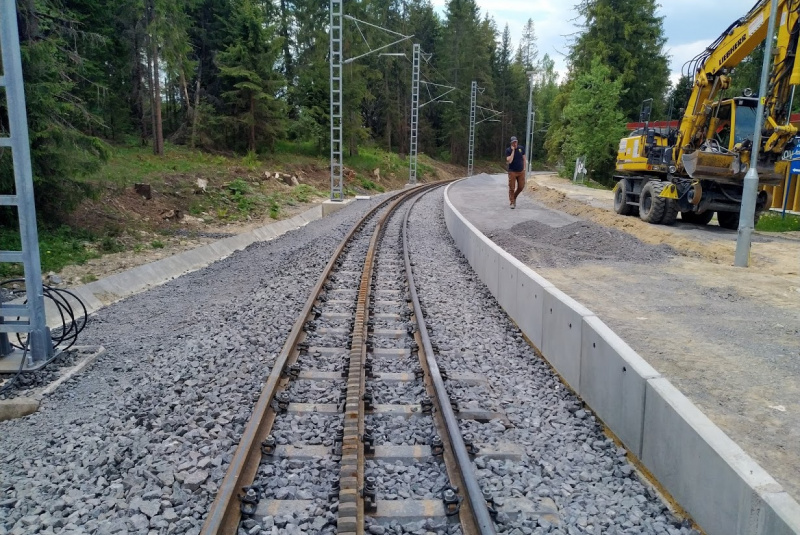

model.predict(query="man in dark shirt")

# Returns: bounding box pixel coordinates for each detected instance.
[505,136,526,209]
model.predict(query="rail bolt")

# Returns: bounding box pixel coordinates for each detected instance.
[289,364,302,379]
[365,358,374,378]
[362,426,375,454]
[440,368,448,381]
[431,435,444,456]
[420,396,433,413]
[276,392,291,412]
[361,476,378,512]
[442,486,462,516]
[328,476,340,501]
[239,486,260,517]
[463,433,479,455]
[363,387,374,411]
[260,435,277,456]
[413,366,424,380]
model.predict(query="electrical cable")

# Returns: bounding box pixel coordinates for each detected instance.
[0,278,89,395]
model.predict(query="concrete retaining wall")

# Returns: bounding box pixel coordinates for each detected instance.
[443,180,800,535]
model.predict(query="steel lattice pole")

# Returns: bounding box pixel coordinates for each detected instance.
[409,44,421,185]
[468,81,477,177]
[330,0,344,200]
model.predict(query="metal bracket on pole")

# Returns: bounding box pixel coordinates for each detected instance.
[525,71,535,178]
[0,0,52,365]
[408,51,454,185]
[329,5,412,200]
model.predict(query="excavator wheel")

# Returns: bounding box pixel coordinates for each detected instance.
[717,211,739,230]
[717,210,762,230]
[613,179,633,215]
[680,210,714,226]
[639,181,667,224]
[662,196,679,226]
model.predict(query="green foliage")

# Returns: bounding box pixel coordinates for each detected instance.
[756,212,800,232]
[217,0,287,153]
[151,240,165,249]
[291,184,323,203]
[561,59,626,183]
[570,0,670,121]
[0,226,100,278]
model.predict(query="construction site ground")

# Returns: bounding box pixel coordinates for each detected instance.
[449,172,800,503]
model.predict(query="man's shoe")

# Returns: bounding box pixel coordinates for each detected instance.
[511,202,516,209]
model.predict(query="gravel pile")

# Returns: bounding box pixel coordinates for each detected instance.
[491,219,676,268]
[0,196,388,535]
[406,190,699,534]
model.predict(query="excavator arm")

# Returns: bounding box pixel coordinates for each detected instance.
[676,0,800,179]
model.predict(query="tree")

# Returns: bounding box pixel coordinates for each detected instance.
[560,58,625,182]
[439,0,495,163]
[0,0,109,223]
[217,0,286,152]
[519,18,538,71]
[569,0,669,121]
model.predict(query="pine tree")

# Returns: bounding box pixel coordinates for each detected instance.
[217,0,286,152]
[439,0,495,163]
[519,18,538,71]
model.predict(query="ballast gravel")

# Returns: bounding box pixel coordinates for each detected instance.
[0,196,388,535]
[405,190,699,535]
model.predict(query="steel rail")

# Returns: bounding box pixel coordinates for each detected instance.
[201,182,445,535]
[401,190,498,535]
[338,182,442,534]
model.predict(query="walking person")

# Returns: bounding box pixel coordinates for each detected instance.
[505,136,526,209]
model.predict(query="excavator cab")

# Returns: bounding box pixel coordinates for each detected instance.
[682,97,785,185]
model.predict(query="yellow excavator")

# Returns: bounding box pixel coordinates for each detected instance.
[614,0,800,228]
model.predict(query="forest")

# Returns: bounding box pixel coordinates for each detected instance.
[1,0,768,230]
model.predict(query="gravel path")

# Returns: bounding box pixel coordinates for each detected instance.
[0,196,388,535]
[406,190,699,535]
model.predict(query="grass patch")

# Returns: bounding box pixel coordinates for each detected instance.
[0,226,101,278]
[151,240,165,249]
[756,212,800,232]
[81,141,234,187]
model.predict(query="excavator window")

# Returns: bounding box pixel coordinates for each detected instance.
[732,103,757,146]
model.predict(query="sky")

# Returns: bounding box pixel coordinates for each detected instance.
[431,0,759,86]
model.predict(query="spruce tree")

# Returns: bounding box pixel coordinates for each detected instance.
[217,0,286,153]
[569,0,670,121]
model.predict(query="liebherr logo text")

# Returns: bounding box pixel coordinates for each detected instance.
[719,34,747,66]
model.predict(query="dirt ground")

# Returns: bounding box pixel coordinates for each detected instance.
[512,173,800,501]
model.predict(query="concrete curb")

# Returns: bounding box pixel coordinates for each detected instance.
[0,346,105,422]
[45,204,324,327]
[443,179,800,535]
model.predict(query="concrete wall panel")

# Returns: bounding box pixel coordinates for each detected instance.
[642,377,786,535]
[443,179,800,535]
[541,286,594,392]
[580,315,660,456]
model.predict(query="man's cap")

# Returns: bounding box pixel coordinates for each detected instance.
[510,136,518,142]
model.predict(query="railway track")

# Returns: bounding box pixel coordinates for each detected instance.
[200,183,692,535]
[201,183,496,535]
